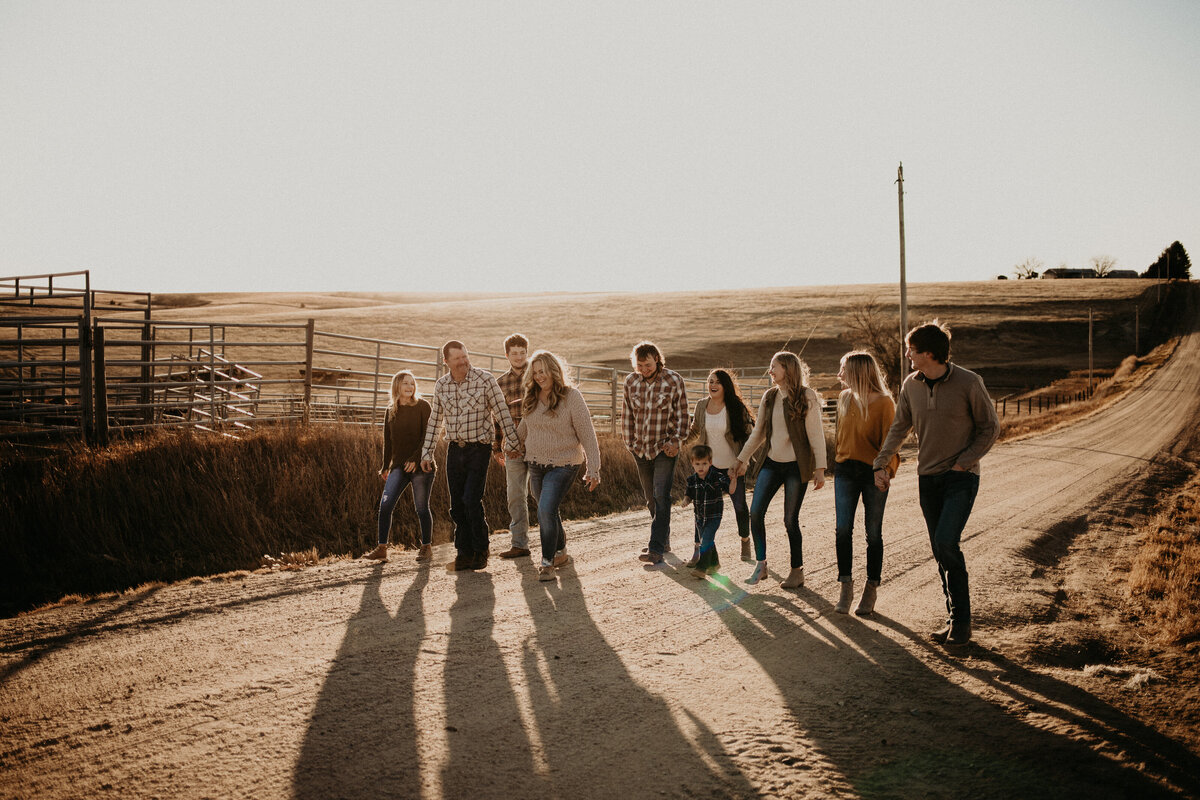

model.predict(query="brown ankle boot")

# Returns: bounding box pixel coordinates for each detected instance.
[835,580,854,613]
[855,583,878,616]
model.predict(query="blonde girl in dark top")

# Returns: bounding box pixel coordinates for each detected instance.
[363,370,435,562]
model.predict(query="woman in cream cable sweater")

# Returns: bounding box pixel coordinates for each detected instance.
[514,350,601,581]
[734,351,827,588]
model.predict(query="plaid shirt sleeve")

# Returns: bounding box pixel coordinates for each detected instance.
[485,372,521,448]
[667,371,689,448]
[421,381,445,462]
[494,368,525,450]
[621,374,637,451]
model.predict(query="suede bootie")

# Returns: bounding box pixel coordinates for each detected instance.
[780,567,805,589]
[740,537,753,563]
[835,580,854,613]
[855,583,878,616]
[745,561,768,585]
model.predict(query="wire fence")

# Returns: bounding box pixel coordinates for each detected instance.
[2,269,1092,445]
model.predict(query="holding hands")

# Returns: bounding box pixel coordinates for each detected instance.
[874,468,891,492]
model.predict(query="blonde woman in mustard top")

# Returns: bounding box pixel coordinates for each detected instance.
[833,351,898,616]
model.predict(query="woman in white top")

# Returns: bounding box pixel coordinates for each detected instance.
[735,351,827,587]
[515,350,601,582]
[684,369,755,564]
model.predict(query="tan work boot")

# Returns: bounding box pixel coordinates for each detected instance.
[780,566,805,589]
[362,544,388,561]
[416,544,432,562]
[855,583,878,616]
[835,580,854,613]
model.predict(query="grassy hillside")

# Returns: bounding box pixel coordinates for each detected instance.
[142,280,1159,393]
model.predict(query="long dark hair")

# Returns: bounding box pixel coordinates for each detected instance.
[710,368,754,444]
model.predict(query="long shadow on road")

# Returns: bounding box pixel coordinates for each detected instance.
[674,569,1191,799]
[519,562,759,798]
[293,564,428,800]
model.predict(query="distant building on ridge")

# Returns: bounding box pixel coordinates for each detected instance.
[1042,268,1097,279]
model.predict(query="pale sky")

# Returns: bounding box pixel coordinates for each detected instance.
[1,1,1197,293]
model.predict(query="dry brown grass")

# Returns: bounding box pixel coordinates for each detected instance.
[0,424,667,615]
[1129,472,1200,645]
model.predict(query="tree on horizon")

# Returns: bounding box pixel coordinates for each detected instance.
[1141,241,1191,280]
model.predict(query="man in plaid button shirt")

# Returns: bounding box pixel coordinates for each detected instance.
[495,333,532,559]
[421,340,521,572]
[622,341,689,564]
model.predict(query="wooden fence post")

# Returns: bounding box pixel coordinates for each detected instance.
[79,317,94,443]
[94,326,109,446]
[302,318,315,424]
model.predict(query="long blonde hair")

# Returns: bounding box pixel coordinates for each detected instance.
[837,350,892,417]
[521,350,572,416]
[771,351,816,422]
[387,370,421,411]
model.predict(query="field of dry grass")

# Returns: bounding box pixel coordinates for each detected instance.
[1130,472,1200,646]
[139,280,1161,394]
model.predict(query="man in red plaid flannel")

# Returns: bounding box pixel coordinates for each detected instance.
[622,341,689,564]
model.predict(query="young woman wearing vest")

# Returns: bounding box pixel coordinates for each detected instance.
[734,351,827,587]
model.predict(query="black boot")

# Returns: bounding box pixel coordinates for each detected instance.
[945,569,972,644]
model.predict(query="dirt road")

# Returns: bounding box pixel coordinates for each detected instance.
[4,299,1200,798]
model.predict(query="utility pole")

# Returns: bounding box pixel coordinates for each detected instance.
[1134,305,1139,356]
[896,163,908,382]
[1088,307,1094,396]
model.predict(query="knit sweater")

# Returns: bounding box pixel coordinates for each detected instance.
[381,400,432,471]
[517,387,602,480]
[872,363,999,476]
[835,393,900,476]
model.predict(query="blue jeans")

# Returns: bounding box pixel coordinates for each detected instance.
[918,470,980,624]
[528,463,583,564]
[695,472,748,541]
[445,442,493,555]
[694,515,722,571]
[834,459,888,583]
[634,452,677,555]
[378,467,435,545]
[749,457,808,568]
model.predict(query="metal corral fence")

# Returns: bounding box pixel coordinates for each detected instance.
[2,270,836,444]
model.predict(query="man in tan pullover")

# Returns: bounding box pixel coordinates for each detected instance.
[873,321,999,645]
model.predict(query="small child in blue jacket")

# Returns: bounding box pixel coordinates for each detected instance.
[684,444,734,578]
